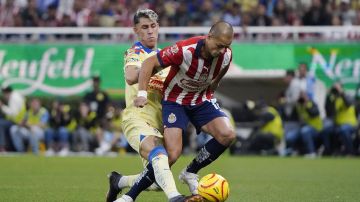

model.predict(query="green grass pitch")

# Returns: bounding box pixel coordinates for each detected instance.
[1,154,359,202]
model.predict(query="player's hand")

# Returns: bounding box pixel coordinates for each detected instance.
[134,96,148,108]
[209,81,219,92]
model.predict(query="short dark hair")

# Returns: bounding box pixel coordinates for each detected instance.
[298,62,308,69]
[1,86,12,93]
[92,75,101,82]
[286,70,295,77]
[133,9,158,25]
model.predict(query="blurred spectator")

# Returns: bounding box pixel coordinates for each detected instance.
[330,83,357,155]
[273,0,288,24]
[57,0,73,18]
[41,3,58,27]
[36,0,58,13]
[20,0,41,27]
[174,2,190,26]
[355,9,360,25]
[281,70,301,120]
[338,0,356,25]
[83,76,110,124]
[70,0,91,27]
[58,14,76,26]
[72,102,97,152]
[197,0,218,26]
[243,101,285,155]
[285,92,330,158]
[45,99,75,156]
[98,0,115,27]
[10,98,49,154]
[95,104,127,155]
[237,0,257,13]
[296,63,316,101]
[0,86,26,152]
[252,4,271,26]
[302,0,331,25]
[222,1,242,26]
[0,0,20,26]
[0,0,357,29]
[259,0,278,17]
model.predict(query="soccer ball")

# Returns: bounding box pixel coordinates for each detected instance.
[197,173,230,202]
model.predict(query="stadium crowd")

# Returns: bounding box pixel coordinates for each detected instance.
[0,1,359,158]
[0,76,128,156]
[1,0,360,28]
[229,63,360,158]
[1,67,360,157]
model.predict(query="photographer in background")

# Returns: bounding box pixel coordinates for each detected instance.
[285,92,330,158]
[327,82,357,155]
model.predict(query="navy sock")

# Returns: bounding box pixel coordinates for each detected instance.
[186,138,228,174]
[126,163,155,200]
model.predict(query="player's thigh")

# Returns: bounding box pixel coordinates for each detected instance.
[201,116,234,139]
[162,100,189,164]
[122,119,162,159]
[189,99,229,135]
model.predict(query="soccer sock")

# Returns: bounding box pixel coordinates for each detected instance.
[118,174,139,189]
[125,163,155,200]
[150,147,181,199]
[186,138,228,174]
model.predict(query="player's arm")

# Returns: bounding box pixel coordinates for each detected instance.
[210,64,230,92]
[125,65,140,85]
[124,48,142,85]
[134,43,183,108]
[134,55,162,108]
[210,50,232,91]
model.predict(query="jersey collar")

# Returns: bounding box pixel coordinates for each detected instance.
[194,39,205,58]
[134,41,158,54]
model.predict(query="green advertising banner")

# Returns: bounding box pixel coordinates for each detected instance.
[0,44,129,97]
[0,43,359,97]
[231,43,360,92]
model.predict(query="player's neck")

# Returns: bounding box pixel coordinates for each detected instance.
[200,45,212,60]
[140,41,157,50]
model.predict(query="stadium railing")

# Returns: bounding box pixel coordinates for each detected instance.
[0,26,360,42]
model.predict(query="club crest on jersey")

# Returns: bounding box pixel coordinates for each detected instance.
[170,44,179,54]
[199,72,208,82]
[168,113,177,123]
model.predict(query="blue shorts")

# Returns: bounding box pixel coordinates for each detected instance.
[162,99,227,134]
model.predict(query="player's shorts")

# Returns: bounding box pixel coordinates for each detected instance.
[122,118,163,165]
[162,99,227,134]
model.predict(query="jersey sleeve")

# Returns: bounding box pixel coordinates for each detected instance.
[156,43,183,67]
[124,48,141,69]
[223,48,232,67]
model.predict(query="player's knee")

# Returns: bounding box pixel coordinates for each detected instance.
[216,128,236,146]
[148,146,168,161]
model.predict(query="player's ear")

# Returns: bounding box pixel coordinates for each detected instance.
[207,33,214,41]
[133,26,138,34]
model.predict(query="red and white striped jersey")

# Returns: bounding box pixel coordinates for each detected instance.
[156,36,232,105]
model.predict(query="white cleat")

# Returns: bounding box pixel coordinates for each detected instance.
[179,168,199,195]
[114,195,133,202]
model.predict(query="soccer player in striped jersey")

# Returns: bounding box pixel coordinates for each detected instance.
[107,9,203,202]
[135,21,236,195]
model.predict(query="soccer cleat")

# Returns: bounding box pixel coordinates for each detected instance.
[106,171,123,202]
[179,168,199,195]
[169,194,204,202]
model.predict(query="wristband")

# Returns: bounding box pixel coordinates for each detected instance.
[137,90,147,98]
